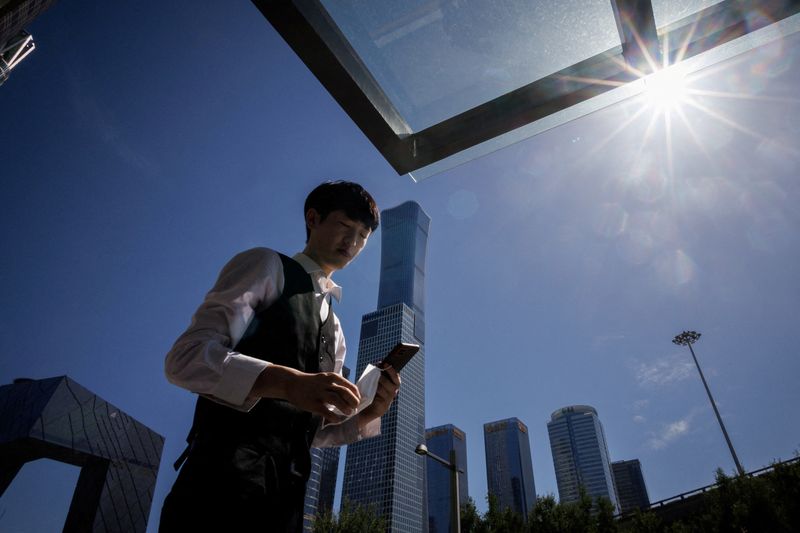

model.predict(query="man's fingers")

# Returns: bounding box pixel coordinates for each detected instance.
[324,373,360,399]
[321,409,347,424]
[326,383,360,412]
[381,367,401,387]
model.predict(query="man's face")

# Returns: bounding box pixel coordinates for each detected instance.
[305,209,371,274]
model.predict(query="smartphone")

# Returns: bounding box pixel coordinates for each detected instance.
[380,342,420,372]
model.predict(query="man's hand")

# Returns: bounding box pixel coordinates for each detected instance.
[252,365,361,424]
[358,366,401,429]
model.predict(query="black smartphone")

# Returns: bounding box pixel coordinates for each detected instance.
[380,342,420,372]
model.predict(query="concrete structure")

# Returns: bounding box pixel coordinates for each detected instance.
[0,376,164,532]
[0,0,58,85]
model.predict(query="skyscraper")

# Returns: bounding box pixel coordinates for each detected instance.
[0,0,58,85]
[425,424,469,533]
[547,405,618,510]
[303,368,351,531]
[483,417,536,518]
[611,459,649,514]
[341,201,430,532]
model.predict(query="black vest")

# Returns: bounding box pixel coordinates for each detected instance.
[186,254,337,476]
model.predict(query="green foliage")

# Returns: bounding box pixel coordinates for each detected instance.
[460,460,800,533]
[312,498,386,533]
[461,497,489,533]
[484,493,526,532]
[617,458,800,533]
[462,490,621,533]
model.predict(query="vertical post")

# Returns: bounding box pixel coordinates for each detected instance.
[450,449,460,533]
[686,342,746,476]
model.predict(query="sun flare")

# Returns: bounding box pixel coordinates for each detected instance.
[644,66,690,113]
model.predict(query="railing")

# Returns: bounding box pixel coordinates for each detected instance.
[617,456,800,519]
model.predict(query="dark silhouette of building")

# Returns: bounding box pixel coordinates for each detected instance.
[0,0,58,85]
[425,424,469,533]
[341,201,431,532]
[303,367,351,531]
[484,417,536,518]
[0,376,164,532]
[612,459,649,514]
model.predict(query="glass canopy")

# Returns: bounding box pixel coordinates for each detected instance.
[252,0,800,180]
[320,0,621,131]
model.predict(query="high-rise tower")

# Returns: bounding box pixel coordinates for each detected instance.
[341,201,431,532]
[483,417,536,518]
[547,405,618,510]
[611,459,649,514]
[303,367,351,531]
[425,424,469,533]
[0,0,58,85]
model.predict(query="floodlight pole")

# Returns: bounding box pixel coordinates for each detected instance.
[416,444,462,533]
[672,331,745,476]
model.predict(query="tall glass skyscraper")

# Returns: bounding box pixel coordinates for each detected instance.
[483,418,536,518]
[425,424,469,533]
[341,201,430,532]
[611,459,649,514]
[303,368,350,531]
[547,405,618,510]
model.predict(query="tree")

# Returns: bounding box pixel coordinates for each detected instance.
[461,497,488,533]
[483,493,526,532]
[312,499,386,533]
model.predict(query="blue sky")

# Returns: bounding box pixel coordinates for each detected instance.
[1,2,799,531]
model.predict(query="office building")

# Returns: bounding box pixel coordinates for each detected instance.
[0,376,164,532]
[612,459,649,514]
[483,417,536,518]
[425,424,469,533]
[547,405,618,510]
[0,0,58,85]
[303,447,343,530]
[303,367,351,531]
[341,201,431,532]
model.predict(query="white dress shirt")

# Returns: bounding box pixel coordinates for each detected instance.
[164,247,379,447]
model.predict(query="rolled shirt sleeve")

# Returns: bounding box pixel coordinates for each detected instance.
[164,248,283,410]
[165,247,380,445]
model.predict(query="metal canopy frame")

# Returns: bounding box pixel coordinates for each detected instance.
[252,0,800,176]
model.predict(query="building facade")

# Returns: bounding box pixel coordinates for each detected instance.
[483,417,536,518]
[0,376,164,532]
[425,424,469,533]
[341,201,431,532]
[0,0,58,85]
[547,405,618,510]
[303,367,351,531]
[611,459,649,514]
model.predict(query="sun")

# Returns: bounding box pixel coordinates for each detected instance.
[643,65,690,113]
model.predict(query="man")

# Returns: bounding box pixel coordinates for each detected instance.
[160,181,400,532]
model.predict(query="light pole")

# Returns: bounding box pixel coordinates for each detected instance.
[672,330,745,476]
[415,443,462,533]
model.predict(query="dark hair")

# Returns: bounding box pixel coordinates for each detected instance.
[304,181,380,241]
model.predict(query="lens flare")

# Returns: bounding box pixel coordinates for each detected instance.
[644,66,689,113]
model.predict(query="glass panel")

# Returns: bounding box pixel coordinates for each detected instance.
[652,0,725,29]
[410,11,800,180]
[319,0,621,131]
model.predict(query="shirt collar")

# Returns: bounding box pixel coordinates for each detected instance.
[292,253,342,302]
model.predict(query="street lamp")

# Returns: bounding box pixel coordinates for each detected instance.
[415,444,463,533]
[672,330,745,476]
